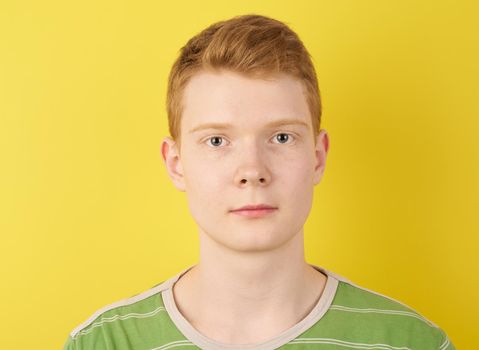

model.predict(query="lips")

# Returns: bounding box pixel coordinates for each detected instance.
[231,204,277,211]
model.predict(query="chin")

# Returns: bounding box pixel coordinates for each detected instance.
[216,228,294,253]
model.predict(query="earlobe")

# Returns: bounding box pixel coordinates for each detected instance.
[161,137,186,192]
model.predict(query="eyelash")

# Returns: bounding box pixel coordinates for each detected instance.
[203,132,296,148]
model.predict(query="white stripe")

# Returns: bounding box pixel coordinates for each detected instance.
[330,275,442,330]
[149,340,196,350]
[155,344,197,350]
[69,270,183,338]
[289,337,412,350]
[75,306,167,338]
[439,336,450,350]
[330,305,436,327]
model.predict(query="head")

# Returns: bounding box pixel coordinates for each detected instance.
[161,14,329,254]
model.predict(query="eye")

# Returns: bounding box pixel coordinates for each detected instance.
[204,133,295,148]
[205,135,227,148]
[272,133,294,144]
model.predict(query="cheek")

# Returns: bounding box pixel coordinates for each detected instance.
[282,154,314,187]
[184,160,229,210]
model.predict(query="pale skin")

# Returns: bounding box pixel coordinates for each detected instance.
[161,69,330,345]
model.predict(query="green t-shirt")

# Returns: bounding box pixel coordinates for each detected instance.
[63,264,456,349]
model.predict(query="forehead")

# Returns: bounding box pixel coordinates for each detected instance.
[181,70,311,132]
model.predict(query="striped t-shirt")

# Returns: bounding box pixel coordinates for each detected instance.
[63,264,456,350]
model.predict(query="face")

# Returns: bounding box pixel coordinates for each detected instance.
[161,70,329,253]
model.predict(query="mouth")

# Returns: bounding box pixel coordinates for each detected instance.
[231,204,277,211]
[230,206,278,218]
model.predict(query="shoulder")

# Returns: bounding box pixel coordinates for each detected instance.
[325,271,454,349]
[65,279,171,349]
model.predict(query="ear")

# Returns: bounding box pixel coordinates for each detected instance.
[313,129,329,186]
[160,136,186,192]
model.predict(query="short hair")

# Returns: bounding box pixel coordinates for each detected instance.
[166,14,322,151]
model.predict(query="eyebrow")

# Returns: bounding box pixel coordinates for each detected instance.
[189,118,310,134]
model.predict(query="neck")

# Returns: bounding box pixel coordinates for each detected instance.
[196,226,310,302]
[172,227,327,344]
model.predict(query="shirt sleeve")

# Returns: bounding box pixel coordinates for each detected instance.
[438,328,457,350]
[62,335,76,350]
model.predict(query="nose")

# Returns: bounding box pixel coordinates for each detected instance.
[234,145,271,187]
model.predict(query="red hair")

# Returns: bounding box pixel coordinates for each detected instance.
[166,14,322,151]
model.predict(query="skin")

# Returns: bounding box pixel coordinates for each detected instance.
[161,69,330,345]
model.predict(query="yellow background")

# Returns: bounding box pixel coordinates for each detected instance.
[0,1,476,348]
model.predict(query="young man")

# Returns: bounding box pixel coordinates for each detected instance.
[63,14,456,350]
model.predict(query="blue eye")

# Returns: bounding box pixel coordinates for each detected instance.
[274,133,293,144]
[206,136,225,147]
[204,133,294,148]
